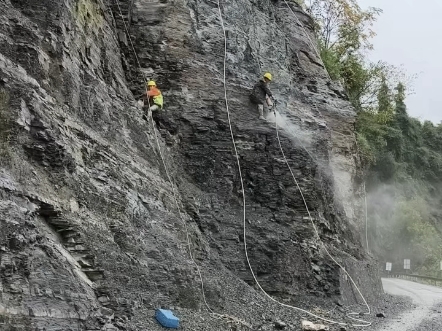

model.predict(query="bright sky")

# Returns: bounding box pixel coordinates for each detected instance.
[358,0,442,124]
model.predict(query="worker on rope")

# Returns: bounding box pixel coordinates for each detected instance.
[249,72,275,120]
[145,80,164,112]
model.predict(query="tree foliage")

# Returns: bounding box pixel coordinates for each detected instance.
[308,0,381,51]
[307,0,414,111]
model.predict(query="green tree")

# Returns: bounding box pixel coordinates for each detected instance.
[377,75,393,113]
[308,0,381,52]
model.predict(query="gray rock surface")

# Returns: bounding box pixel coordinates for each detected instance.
[0,0,381,330]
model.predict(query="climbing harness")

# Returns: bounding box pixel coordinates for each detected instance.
[217,0,372,327]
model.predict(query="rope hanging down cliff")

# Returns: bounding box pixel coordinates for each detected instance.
[217,0,371,327]
[281,0,371,255]
[272,109,371,327]
[112,1,253,328]
[114,0,371,326]
[112,0,213,313]
[279,0,372,319]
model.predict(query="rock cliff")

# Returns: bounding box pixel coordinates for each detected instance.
[0,0,381,330]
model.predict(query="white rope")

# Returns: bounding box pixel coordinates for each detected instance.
[115,0,372,326]
[278,2,372,324]
[113,0,146,82]
[148,111,213,313]
[274,111,371,327]
[217,1,370,327]
[364,182,370,253]
[113,0,213,313]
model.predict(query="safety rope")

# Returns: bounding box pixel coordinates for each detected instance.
[279,1,372,322]
[364,182,370,253]
[114,3,255,328]
[282,0,370,320]
[113,0,213,313]
[282,0,372,255]
[217,0,371,327]
[273,111,371,327]
[113,0,146,82]
[281,2,372,254]
[114,0,372,326]
[148,111,214,313]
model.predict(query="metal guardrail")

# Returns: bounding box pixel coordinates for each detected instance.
[385,273,442,287]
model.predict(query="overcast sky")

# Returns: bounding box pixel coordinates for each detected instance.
[358,0,442,124]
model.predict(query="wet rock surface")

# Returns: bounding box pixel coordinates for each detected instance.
[1,0,381,330]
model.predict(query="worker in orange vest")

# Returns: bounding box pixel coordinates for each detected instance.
[145,80,164,111]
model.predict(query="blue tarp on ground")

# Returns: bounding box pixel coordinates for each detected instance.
[155,309,180,329]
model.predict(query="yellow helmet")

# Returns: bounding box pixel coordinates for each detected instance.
[147,80,156,86]
[263,72,272,81]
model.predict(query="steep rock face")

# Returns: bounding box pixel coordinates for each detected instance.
[0,0,380,330]
[118,0,379,299]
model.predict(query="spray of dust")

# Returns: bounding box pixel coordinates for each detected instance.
[265,104,441,275]
[265,110,315,160]
[366,184,410,272]
[366,182,442,275]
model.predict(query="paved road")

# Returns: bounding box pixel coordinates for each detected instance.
[377,278,442,331]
